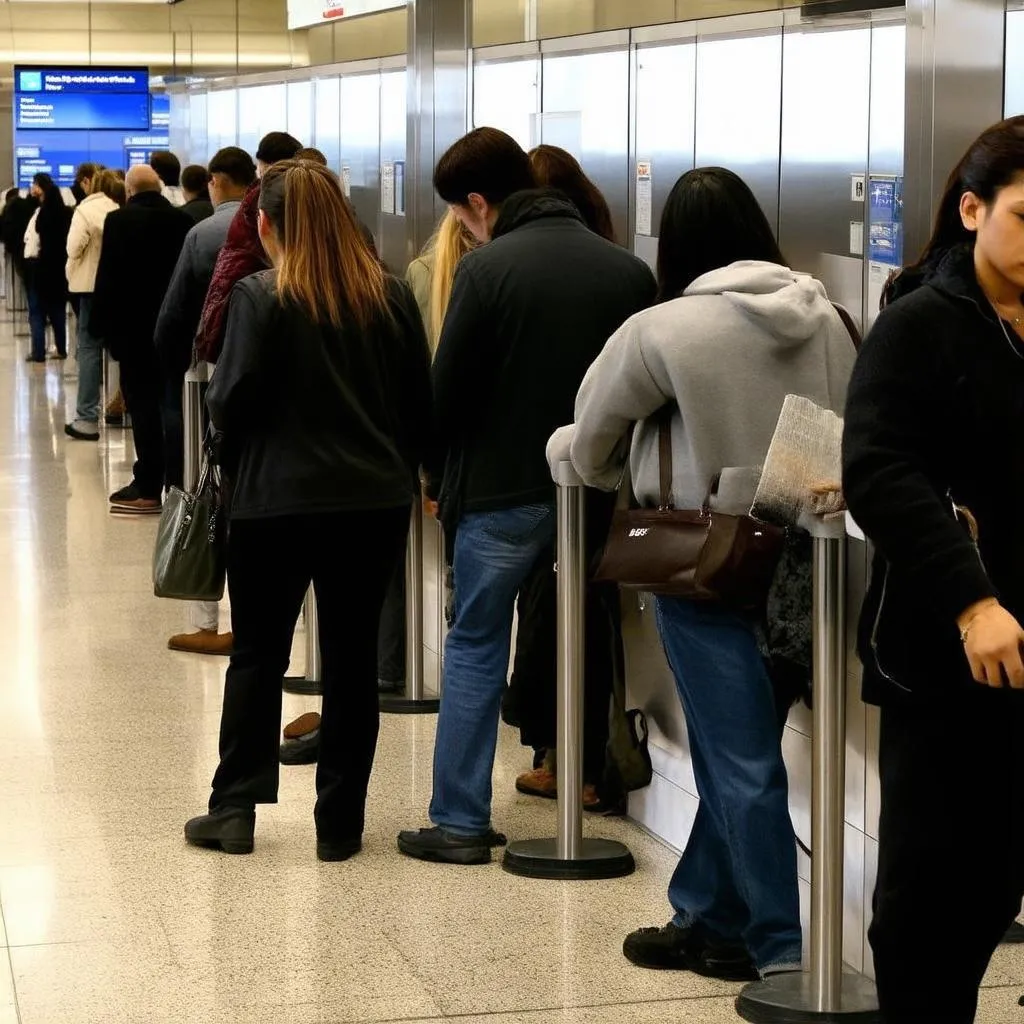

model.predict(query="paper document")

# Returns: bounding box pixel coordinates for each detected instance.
[751,395,844,528]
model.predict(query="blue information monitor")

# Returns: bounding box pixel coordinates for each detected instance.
[12,66,168,187]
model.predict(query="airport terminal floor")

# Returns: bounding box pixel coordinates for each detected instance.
[3,326,1024,1024]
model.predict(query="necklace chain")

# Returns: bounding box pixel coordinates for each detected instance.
[991,302,1024,362]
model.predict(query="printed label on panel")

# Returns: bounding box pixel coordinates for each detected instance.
[381,161,395,215]
[635,161,653,237]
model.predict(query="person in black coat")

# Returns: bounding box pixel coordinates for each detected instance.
[1,188,35,286]
[183,159,431,860]
[842,115,1024,1024]
[396,128,657,866]
[24,173,72,363]
[91,164,193,513]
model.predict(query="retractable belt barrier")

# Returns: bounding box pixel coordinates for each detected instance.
[736,522,879,1023]
[503,460,635,880]
[381,501,440,714]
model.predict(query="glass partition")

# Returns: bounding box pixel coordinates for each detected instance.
[238,84,287,156]
[207,90,238,158]
[288,81,315,148]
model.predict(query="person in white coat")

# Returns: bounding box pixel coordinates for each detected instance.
[64,170,123,440]
[549,167,856,981]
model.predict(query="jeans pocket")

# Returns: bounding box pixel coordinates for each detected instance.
[481,503,553,546]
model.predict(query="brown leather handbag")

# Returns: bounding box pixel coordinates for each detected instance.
[593,409,786,611]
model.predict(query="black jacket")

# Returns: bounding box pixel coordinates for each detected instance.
[429,190,656,522]
[842,244,1024,705]
[182,197,214,224]
[91,191,194,362]
[1,195,36,269]
[26,198,72,303]
[207,271,431,520]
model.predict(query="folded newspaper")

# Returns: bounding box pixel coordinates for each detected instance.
[751,394,845,529]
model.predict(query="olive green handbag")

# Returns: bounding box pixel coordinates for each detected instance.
[152,454,226,601]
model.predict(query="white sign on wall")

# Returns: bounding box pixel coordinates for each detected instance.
[287,0,403,31]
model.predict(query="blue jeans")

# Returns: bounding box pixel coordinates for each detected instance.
[27,285,66,361]
[429,503,556,834]
[656,597,802,973]
[75,295,102,425]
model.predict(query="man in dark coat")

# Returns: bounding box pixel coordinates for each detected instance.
[91,165,193,514]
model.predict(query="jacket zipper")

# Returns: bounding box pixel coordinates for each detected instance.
[868,561,912,694]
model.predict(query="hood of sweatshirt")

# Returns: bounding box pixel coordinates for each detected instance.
[684,260,833,346]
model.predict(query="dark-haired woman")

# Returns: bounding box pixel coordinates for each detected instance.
[24,173,71,363]
[843,116,1024,1023]
[552,167,855,979]
[184,160,432,861]
[528,144,616,242]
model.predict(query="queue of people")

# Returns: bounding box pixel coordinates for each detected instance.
[8,111,1022,1024]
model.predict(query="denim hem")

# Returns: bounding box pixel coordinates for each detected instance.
[432,822,491,839]
[758,959,803,978]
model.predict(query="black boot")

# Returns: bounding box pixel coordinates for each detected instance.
[185,806,255,855]
[623,922,756,981]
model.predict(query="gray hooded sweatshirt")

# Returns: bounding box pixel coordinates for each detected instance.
[549,260,856,509]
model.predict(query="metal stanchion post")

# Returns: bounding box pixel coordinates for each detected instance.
[182,363,207,492]
[381,500,440,714]
[283,586,323,695]
[736,523,879,1024]
[503,460,635,880]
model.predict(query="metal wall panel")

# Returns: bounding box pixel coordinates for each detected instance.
[779,18,871,324]
[694,15,783,232]
[903,0,1005,264]
[340,73,383,257]
[380,69,410,271]
[1007,10,1024,115]
[631,36,697,268]
[541,46,631,243]
[313,76,342,172]
[472,55,541,152]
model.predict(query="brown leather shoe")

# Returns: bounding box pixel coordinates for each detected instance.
[515,767,558,799]
[168,629,234,656]
[283,712,321,740]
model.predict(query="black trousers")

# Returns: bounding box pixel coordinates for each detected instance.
[118,350,165,498]
[376,533,407,685]
[506,489,619,789]
[870,688,1024,1023]
[210,506,410,840]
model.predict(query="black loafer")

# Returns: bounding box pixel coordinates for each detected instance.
[280,729,319,765]
[317,837,362,862]
[184,806,255,855]
[623,922,756,980]
[397,825,500,865]
[64,423,100,441]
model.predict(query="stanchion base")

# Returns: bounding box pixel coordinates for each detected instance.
[282,675,324,696]
[378,692,440,715]
[736,972,880,1023]
[502,837,635,880]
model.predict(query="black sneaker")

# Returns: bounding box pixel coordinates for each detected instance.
[397,825,505,865]
[280,729,319,766]
[184,806,255,855]
[109,482,161,515]
[623,922,756,981]
[64,422,100,442]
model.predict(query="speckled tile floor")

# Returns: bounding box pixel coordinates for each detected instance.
[1,316,1023,1024]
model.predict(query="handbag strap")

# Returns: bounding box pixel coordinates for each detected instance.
[832,302,862,350]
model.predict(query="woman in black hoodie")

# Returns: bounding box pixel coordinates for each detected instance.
[843,116,1024,1023]
[24,173,71,362]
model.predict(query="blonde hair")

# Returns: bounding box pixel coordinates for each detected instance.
[429,209,476,344]
[93,169,126,207]
[259,159,387,329]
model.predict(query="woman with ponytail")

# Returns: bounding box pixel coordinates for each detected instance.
[843,116,1024,1022]
[185,160,432,862]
